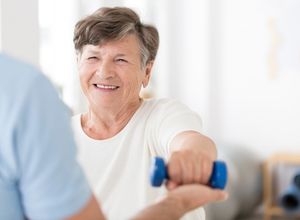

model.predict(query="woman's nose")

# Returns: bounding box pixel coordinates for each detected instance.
[96,61,115,79]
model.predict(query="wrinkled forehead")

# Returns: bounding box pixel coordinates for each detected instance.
[80,34,142,57]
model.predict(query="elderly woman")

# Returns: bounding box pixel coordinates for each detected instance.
[72,7,222,220]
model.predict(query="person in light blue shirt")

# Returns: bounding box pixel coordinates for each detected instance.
[0,53,104,220]
[0,53,226,220]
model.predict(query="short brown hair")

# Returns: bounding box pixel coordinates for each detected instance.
[73,7,159,66]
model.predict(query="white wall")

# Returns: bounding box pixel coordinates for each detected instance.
[0,0,39,67]
[214,0,300,157]
[39,0,81,111]
[162,0,211,124]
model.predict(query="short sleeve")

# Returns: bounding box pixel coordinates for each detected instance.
[149,99,203,157]
[15,74,91,220]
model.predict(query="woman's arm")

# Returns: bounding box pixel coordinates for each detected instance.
[132,183,227,220]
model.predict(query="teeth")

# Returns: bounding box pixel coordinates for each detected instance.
[95,84,118,89]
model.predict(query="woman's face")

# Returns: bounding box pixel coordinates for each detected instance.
[77,34,152,110]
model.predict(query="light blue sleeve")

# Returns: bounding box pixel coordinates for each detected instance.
[15,74,92,220]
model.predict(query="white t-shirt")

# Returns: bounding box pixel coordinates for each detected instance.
[72,98,205,220]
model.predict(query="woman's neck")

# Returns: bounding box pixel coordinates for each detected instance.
[81,99,143,140]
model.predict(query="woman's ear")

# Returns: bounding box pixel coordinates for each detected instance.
[142,61,154,88]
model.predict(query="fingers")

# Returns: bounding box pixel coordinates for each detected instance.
[167,152,183,185]
[192,155,201,183]
[201,157,213,184]
[167,150,214,187]
[167,151,197,186]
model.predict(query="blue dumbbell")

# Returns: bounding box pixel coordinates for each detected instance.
[150,156,227,189]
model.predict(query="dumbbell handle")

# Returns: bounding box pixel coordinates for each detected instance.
[150,157,227,190]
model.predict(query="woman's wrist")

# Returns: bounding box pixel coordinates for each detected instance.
[158,194,185,219]
[131,194,184,220]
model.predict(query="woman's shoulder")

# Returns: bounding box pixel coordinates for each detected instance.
[141,98,193,120]
[143,98,181,108]
[143,98,189,111]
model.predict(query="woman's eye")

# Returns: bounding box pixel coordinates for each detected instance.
[116,58,127,63]
[87,57,98,60]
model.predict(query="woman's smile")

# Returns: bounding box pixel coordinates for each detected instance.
[93,83,120,91]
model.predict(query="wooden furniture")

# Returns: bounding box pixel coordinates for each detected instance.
[263,153,300,220]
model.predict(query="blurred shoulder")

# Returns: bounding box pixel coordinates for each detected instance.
[0,53,54,99]
[0,54,42,81]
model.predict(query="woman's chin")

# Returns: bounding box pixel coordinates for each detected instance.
[92,99,121,109]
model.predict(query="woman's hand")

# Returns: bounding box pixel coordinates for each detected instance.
[166,131,217,190]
